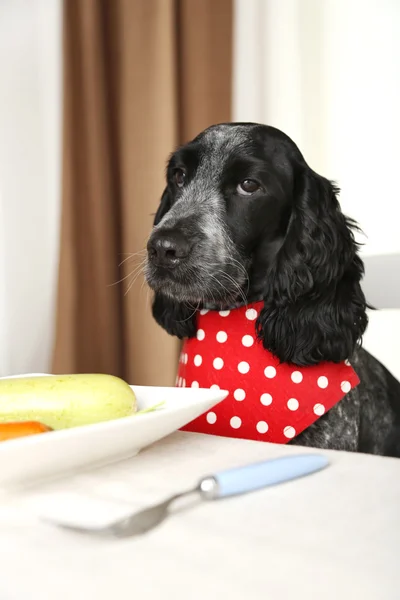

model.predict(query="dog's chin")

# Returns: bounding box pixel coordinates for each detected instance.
[148,280,237,307]
[145,264,244,307]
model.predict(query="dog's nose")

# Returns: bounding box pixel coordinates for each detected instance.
[147,231,191,267]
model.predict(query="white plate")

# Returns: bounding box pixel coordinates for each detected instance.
[0,374,228,489]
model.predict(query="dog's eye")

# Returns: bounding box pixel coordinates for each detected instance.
[174,169,186,188]
[237,179,260,195]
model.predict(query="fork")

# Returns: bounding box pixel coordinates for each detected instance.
[47,453,329,538]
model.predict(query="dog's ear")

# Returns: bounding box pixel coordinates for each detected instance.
[151,187,197,339]
[153,187,171,226]
[257,166,368,365]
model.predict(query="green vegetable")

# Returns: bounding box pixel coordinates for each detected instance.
[0,374,136,430]
[135,401,165,415]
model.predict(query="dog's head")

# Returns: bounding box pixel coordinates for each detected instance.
[145,123,368,365]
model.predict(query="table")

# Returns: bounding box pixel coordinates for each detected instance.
[0,432,399,599]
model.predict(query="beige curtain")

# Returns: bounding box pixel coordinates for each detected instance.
[52,0,233,385]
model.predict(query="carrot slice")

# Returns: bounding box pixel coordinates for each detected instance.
[0,421,52,442]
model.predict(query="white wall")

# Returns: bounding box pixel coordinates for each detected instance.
[0,0,63,376]
[233,0,400,258]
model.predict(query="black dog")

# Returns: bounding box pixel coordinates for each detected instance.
[145,123,400,457]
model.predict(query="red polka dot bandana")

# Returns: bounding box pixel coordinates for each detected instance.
[177,302,360,443]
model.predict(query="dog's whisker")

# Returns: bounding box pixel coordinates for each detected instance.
[109,259,147,287]
[124,264,146,296]
[199,263,249,307]
[205,260,250,289]
[216,270,248,306]
[145,285,151,307]
[177,300,201,323]
[139,275,148,297]
[118,250,147,267]
[207,273,234,302]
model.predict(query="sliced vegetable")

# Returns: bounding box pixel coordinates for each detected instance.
[0,421,52,442]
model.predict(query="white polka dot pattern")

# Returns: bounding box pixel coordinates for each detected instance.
[176,301,360,444]
[216,331,228,343]
[213,357,224,370]
[234,388,246,401]
[245,308,258,321]
[291,371,303,384]
[264,366,276,379]
[230,416,242,429]
[260,393,273,406]
[317,376,328,389]
[194,354,202,366]
[256,421,269,434]
[206,412,217,424]
[287,398,299,411]
[284,426,296,439]
[241,334,254,347]
[341,380,351,393]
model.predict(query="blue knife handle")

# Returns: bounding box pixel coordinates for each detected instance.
[203,454,329,499]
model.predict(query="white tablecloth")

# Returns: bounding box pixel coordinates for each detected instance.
[0,432,399,600]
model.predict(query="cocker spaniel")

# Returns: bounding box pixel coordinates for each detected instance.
[145,123,400,457]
